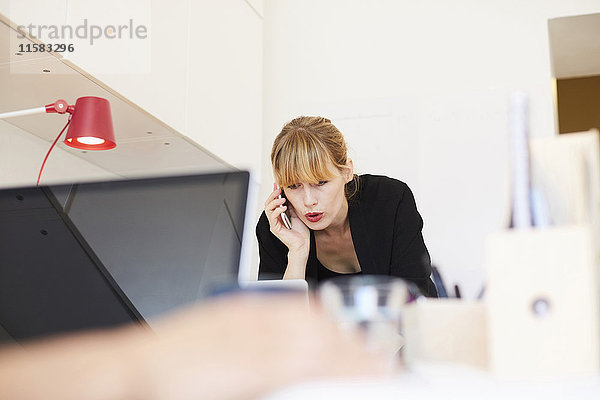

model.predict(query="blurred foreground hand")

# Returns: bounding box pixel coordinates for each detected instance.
[0,293,386,400]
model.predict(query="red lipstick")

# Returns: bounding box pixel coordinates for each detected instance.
[305,212,323,223]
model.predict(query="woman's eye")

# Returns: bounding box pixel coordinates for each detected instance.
[287,184,298,190]
[317,181,328,186]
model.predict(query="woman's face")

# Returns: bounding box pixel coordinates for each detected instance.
[282,162,353,231]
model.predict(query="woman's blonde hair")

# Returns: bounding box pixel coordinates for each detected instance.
[271,116,359,200]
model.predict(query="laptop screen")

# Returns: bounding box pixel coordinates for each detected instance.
[0,171,250,343]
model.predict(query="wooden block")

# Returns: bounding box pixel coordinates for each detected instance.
[403,299,488,369]
[486,226,600,378]
[530,129,600,235]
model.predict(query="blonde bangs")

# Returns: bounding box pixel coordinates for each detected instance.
[272,132,337,187]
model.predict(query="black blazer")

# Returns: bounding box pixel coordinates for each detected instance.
[256,174,437,297]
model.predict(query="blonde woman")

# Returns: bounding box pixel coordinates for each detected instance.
[257,116,437,297]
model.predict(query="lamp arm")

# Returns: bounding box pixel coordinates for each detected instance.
[0,107,47,119]
[0,99,71,120]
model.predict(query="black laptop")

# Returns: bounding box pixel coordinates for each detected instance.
[0,171,250,343]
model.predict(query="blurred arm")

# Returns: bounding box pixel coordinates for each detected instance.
[0,293,385,400]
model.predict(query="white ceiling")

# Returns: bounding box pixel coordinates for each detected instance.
[549,13,600,79]
[0,14,234,178]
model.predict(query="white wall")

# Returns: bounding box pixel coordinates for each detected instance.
[262,0,600,297]
[63,0,264,178]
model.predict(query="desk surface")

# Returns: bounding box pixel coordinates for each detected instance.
[264,362,600,400]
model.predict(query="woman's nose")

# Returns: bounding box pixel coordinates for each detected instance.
[303,188,317,207]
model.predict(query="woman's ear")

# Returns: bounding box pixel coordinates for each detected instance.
[345,159,354,183]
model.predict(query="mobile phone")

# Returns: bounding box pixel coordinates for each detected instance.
[277,186,292,229]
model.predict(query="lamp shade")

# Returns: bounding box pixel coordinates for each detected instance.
[64,96,116,150]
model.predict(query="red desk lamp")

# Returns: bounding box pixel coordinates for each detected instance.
[0,96,116,184]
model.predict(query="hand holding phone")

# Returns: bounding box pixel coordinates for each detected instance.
[266,183,310,252]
